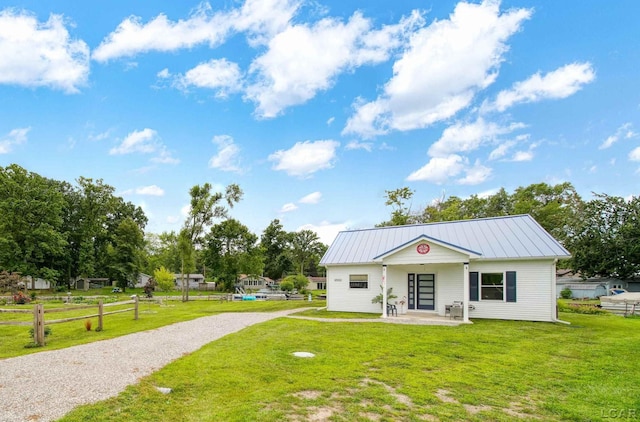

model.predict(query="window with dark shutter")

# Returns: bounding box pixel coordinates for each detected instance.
[506,271,516,302]
[470,271,479,301]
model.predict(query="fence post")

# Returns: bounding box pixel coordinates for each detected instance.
[33,304,45,346]
[98,300,104,331]
[134,295,139,320]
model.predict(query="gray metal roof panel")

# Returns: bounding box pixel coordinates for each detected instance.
[319,214,571,265]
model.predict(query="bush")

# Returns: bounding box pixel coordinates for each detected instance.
[560,287,572,299]
[279,280,294,292]
[558,301,608,315]
[12,291,31,304]
[29,325,52,338]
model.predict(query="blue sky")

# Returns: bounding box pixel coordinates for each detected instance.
[1,0,639,245]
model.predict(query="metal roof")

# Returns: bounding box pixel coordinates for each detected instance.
[320,214,570,265]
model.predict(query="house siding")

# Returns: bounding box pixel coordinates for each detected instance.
[382,242,469,265]
[327,265,383,313]
[468,260,555,322]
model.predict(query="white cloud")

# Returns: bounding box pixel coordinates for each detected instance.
[483,62,595,113]
[110,128,159,155]
[511,150,534,162]
[93,0,300,62]
[299,191,322,204]
[297,221,348,245]
[279,202,298,213]
[0,10,89,93]
[476,188,500,198]
[0,127,30,154]
[150,147,180,164]
[157,68,171,79]
[136,185,164,196]
[488,140,515,160]
[208,135,242,173]
[629,147,640,162]
[345,140,373,152]
[406,154,465,184]
[600,122,636,149]
[344,1,531,137]
[457,161,492,185]
[268,140,339,177]
[246,10,422,118]
[176,59,242,97]
[428,118,525,157]
[326,117,335,126]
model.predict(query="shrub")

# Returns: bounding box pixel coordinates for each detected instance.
[13,291,31,304]
[29,325,52,338]
[84,319,92,331]
[558,301,608,315]
[279,280,294,292]
[560,287,572,299]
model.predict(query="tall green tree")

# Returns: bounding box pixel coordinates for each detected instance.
[260,219,293,279]
[0,164,68,281]
[567,194,640,279]
[378,187,415,226]
[179,183,243,300]
[204,219,262,291]
[106,218,145,291]
[290,230,326,275]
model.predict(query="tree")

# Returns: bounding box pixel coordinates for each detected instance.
[281,274,309,293]
[203,219,262,292]
[0,165,68,281]
[143,232,181,275]
[378,187,415,226]
[106,218,145,291]
[290,230,326,275]
[153,266,175,295]
[179,183,243,300]
[567,194,640,279]
[260,219,293,279]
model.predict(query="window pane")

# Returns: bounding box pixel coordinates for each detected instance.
[349,274,368,282]
[481,286,503,300]
[481,273,503,285]
[349,281,368,289]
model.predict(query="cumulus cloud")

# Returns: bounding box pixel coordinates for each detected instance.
[268,140,339,177]
[208,135,242,173]
[345,140,373,152]
[428,118,525,157]
[0,10,89,92]
[0,127,30,154]
[407,154,491,185]
[297,221,349,245]
[457,160,492,185]
[629,147,640,162]
[600,122,636,149]
[175,59,242,97]
[136,185,165,196]
[279,202,298,213]
[93,0,300,62]
[344,1,531,137]
[246,10,423,118]
[299,191,322,204]
[110,128,159,155]
[150,147,180,164]
[482,62,595,113]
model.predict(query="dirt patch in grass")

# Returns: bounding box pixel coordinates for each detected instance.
[435,389,458,404]
[464,404,492,414]
[293,390,322,400]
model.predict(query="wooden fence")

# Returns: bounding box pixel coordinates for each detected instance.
[0,297,139,346]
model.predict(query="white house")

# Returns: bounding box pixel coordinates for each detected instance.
[319,215,571,323]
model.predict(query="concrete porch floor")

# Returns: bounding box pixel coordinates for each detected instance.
[287,310,470,326]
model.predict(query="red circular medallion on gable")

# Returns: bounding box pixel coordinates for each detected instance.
[416,244,430,254]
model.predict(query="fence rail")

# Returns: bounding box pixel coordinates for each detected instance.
[0,297,139,346]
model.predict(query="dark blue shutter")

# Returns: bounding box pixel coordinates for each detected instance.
[506,271,516,302]
[469,272,479,302]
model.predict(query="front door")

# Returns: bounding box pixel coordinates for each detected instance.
[408,273,435,310]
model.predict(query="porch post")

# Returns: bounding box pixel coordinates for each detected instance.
[381,264,387,319]
[463,262,470,322]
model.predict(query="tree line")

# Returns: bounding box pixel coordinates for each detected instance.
[0,164,327,292]
[381,183,640,280]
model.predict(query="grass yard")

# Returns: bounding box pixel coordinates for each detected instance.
[0,300,322,359]
[59,312,640,422]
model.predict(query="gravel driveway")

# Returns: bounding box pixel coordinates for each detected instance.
[0,309,302,422]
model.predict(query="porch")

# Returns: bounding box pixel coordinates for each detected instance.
[384,311,471,326]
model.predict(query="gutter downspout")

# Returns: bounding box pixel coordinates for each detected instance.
[382,264,387,319]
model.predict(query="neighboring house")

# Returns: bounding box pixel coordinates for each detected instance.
[308,276,327,290]
[173,274,205,289]
[75,278,112,290]
[238,274,275,291]
[24,276,51,290]
[320,215,570,323]
[135,273,153,288]
[555,270,637,297]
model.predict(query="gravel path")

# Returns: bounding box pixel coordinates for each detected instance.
[0,309,303,422]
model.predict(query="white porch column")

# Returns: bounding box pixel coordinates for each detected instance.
[463,262,470,322]
[381,264,388,319]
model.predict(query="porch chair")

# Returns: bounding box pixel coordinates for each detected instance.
[445,301,464,319]
[387,303,398,316]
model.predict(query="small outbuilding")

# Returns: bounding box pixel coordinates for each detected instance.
[320,215,570,323]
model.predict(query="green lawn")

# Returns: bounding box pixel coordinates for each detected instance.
[0,300,322,359]
[59,312,640,421]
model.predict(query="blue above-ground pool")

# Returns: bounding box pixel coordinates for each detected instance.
[242,295,256,301]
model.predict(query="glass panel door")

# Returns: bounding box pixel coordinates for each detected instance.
[407,274,415,309]
[417,274,435,310]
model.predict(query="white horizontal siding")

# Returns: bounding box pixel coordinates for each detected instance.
[468,260,555,322]
[327,265,385,314]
